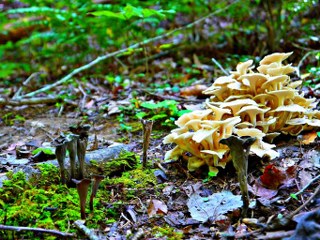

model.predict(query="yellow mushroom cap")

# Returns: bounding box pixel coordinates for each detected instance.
[235,127,266,139]
[175,109,212,127]
[231,59,254,77]
[220,99,258,115]
[259,52,293,65]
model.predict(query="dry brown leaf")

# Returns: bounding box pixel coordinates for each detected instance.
[300,131,318,145]
[147,199,168,217]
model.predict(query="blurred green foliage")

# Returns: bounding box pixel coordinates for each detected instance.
[0,0,318,85]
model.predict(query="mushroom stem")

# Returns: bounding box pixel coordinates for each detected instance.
[77,137,88,179]
[141,119,153,168]
[67,134,79,180]
[53,135,67,184]
[89,175,105,211]
[220,136,256,218]
[56,145,67,184]
[72,178,91,219]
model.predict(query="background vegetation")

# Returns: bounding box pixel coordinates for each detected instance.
[1,0,319,86]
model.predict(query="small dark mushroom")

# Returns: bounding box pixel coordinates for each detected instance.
[72,178,91,219]
[220,135,256,218]
[141,119,153,168]
[77,137,88,179]
[52,135,67,184]
[67,134,79,180]
[89,175,104,211]
[69,124,91,138]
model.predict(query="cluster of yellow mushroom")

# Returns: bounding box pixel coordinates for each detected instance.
[163,52,320,173]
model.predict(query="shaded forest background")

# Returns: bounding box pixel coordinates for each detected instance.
[1,0,319,92]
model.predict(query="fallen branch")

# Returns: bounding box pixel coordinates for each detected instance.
[74,220,100,240]
[20,0,240,99]
[0,224,75,238]
[0,96,60,106]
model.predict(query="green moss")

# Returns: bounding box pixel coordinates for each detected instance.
[152,225,184,240]
[104,166,156,189]
[89,150,139,176]
[0,164,117,239]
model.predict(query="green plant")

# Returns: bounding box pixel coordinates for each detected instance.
[203,171,218,183]
[134,99,191,127]
[2,113,26,126]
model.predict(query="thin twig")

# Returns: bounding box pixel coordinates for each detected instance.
[19,0,240,99]
[296,50,320,78]
[0,224,75,238]
[285,174,320,202]
[13,72,43,99]
[212,57,230,75]
[287,184,320,219]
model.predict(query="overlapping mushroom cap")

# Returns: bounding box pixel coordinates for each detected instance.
[164,52,320,173]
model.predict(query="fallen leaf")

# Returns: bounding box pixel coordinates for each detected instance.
[260,164,296,190]
[250,180,278,200]
[147,199,168,217]
[299,131,318,145]
[180,84,207,97]
[187,191,242,222]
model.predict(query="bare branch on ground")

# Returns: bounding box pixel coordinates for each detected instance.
[0,224,75,238]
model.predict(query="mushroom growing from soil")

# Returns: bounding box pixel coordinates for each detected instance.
[52,134,68,184]
[89,175,105,211]
[72,178,91,219]
[219,136,256,217]
[77,137,88,179]
[67,134,79,181]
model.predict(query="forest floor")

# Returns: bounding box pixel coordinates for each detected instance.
[0,101,319,239]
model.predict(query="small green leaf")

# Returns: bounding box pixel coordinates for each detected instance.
[150,113,167,120]
[177,109,192,117]
[290,193,298,200]
[159,43,174,50]
[90,10,126,20]
[32,147,55,155]
[141,102,159,110]
[123,5,143,19]
[120,123,132,131]
[317,132,320,138]
[208,171,218,177]
[135,112,147,119]
[142,8,165,19]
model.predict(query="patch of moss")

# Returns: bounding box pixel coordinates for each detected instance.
[0,164,117,239]
[103,164,158,200]
[152,225,184,240]
[90,150,139,176]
